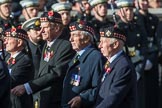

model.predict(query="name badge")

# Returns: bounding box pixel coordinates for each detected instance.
[70,74,81,86]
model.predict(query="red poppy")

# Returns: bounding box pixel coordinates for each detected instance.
[79,20,85,25]
[48,11,54,16]
[11,28,16,32]
[105,67,111,74]
[12,58,16,64]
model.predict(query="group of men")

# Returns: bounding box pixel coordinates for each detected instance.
[0,0,162,108]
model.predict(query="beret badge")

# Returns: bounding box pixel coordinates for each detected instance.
[11,28,17,36]
[78,20,85,29]
[106,30,111,37]
[48,11,54,20]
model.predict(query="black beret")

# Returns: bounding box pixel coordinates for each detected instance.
[4,26,28,40]
[69,20,95,36]
[40,10,62,24]
[100,26,126,42]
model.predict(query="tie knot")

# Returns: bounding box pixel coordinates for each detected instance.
[104,61,110,70]
[46,46,51,51]
[104,60,111,74]
[7,57,16,65]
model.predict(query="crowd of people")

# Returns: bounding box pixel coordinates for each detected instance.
[0,0,162,108]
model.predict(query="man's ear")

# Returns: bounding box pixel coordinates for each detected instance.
[113,40,119,49]
[17,39,23,47]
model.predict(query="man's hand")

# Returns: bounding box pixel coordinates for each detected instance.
[11,85,26,96]
[68,96,81,108]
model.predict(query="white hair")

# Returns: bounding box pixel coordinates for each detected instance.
[80,31,94,43]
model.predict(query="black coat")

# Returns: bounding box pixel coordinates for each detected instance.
[6,51,34,108]
[28,37,75,108]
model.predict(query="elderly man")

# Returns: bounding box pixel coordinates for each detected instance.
[61,20,103,108]
[4,27,34,108]
[19,0,39,21]
[94,26,137,108]
[11,11,75,108]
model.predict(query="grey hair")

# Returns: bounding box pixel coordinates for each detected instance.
[80,31,94,44]
[109,38,125,49]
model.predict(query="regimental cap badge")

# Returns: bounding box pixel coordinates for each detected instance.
[40,10,62,24]
[11,27,17,36]
[78,20,85,29]
[106,30,112,37]
[5,26,28,40]
[100,26,126,42]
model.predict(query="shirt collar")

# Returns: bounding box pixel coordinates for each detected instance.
[109,50,123,63]
[47,39,56,47]
[11,51,21,58]
[77,44,91,56]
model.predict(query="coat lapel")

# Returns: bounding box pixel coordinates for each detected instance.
[38,39,64,76]
[68,46,95,72]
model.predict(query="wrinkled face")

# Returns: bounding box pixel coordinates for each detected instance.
[0,3,11,18]
[23,6,38,20]
[40,21,57,41]
[120,7,134,22]
[69,31,88,51]
[58,10,71,26]
[95,3,107,17]
[98,37,114,57]
[4,37,20,53]
[28,29,42,43]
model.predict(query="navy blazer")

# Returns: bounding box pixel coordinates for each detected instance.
[94,52,137,108]
[61,46,104,108]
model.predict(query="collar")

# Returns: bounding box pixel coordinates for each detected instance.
[109,50,123,63]
[11,51,21,58]
[77,44,91,56]
[47,39,56,47]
